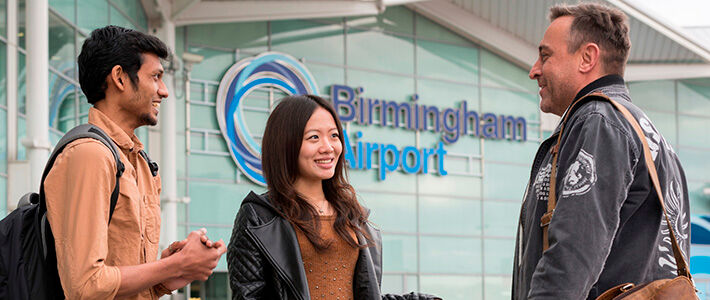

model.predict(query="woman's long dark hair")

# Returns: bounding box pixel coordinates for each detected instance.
[261,94,371,250]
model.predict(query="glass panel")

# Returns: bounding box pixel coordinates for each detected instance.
[678,79,710,117]
[271,19,344,65]
[346,28,414,75]
[188,154,239,181]
[0,41,6,106]
[48,72,78,132]
[417,40,478,83]
[77,0,108,33]
[204,272,229,299]
[381,234,417,273]
[346,69,415,102]
[483,238,515,274]
[484,139,538,165]
[133,0,147,30]
[415,13,472,46]
[0,0,6,38]
[419,173,482,198]
[0,176,6,216]
[481,87,540,123]
[643,110,676,147]
[677,147,710,182]
[480,49,538,93]
[206,134,227,153]
[304,63,344,96]
[484,276,513,299]
[381,274,404,294]
[678,115,710,149]
[17,116,25,160]
[109,6,134,30]
[417,78,479,108]
[689,182,710,215]
[0,109,6,173]
[419,196,481,235]
[187,181,253,225]
[483,162,529,200]
[359,191,416,233]
[347,6,413,35]
[18,0,24,48]
[186,46,234,82]
[185,22,268,53]
[190,104,218,130]
[420,236,481,273]
[483,201,521,237]
[49,14,76,72]
[49,0,75,23]
[18,51,25,113]
[420,275,482,300]
[109,0,145,30]
[628,80,676,113]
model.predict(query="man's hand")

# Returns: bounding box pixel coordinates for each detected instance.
[158,229,226,291]
[173,229,227,282]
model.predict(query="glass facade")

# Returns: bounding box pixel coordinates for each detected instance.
[176,7,541,299]
[0,2,708,299]
[627,79,710,298]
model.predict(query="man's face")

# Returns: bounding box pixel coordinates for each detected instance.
[122,53,168,127]
[529,16,580,116]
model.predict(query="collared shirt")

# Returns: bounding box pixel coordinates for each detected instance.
[45,107,163,299]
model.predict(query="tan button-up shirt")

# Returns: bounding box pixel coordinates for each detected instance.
[45,107,163,299]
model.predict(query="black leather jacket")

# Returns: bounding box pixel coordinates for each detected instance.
[227,191,438,300]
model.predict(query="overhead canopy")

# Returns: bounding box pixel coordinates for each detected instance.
[140,0,710,81]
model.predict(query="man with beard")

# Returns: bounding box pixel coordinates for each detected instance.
[512,3,690,299]
[44,26,226,299]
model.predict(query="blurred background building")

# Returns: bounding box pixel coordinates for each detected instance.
[1,0,709,299]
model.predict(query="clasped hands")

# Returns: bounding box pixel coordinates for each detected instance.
[159,228,227,291]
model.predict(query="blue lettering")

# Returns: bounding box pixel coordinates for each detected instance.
[442,107,460,144]
[401,146,421,173]
[482,113,498,139]
[331,84,356,122]
[379,144,399,180]
[435,142,447,176]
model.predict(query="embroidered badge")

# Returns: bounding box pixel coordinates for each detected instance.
[561,149,597,197]
[534,163,552,202]
[657,180,688,274]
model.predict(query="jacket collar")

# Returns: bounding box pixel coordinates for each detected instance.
[243,192,383,299]
[243,192,310,300]
[88,107,144,152]
[554,74,626,134]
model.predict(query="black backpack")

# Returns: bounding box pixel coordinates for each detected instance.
[0,124,158,299]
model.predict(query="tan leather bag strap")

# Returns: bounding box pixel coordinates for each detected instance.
[540,93,691,279]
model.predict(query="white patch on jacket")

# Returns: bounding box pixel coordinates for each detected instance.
[561,149,597,197]
[657,180,689,274]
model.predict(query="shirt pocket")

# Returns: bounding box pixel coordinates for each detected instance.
[143,194,161,244]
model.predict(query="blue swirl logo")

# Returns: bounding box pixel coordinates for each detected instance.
[216,52,319,186]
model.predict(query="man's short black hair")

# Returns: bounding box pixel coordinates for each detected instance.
[78,25,169,105]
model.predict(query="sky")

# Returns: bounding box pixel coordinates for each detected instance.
[627,0,710,27]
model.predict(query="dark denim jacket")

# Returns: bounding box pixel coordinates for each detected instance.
[512,75,691,299]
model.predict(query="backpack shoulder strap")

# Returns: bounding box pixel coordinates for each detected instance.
[39,124,125,223]
[138,150,159,177]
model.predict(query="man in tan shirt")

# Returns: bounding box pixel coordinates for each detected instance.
[44,25,226,299]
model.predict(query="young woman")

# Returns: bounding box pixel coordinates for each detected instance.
[227,95,438,300]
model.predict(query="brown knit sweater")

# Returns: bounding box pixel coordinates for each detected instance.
[295,215,359,300]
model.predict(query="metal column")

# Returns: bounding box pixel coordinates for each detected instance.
[156,18,179,262]
[23,0,50,193]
